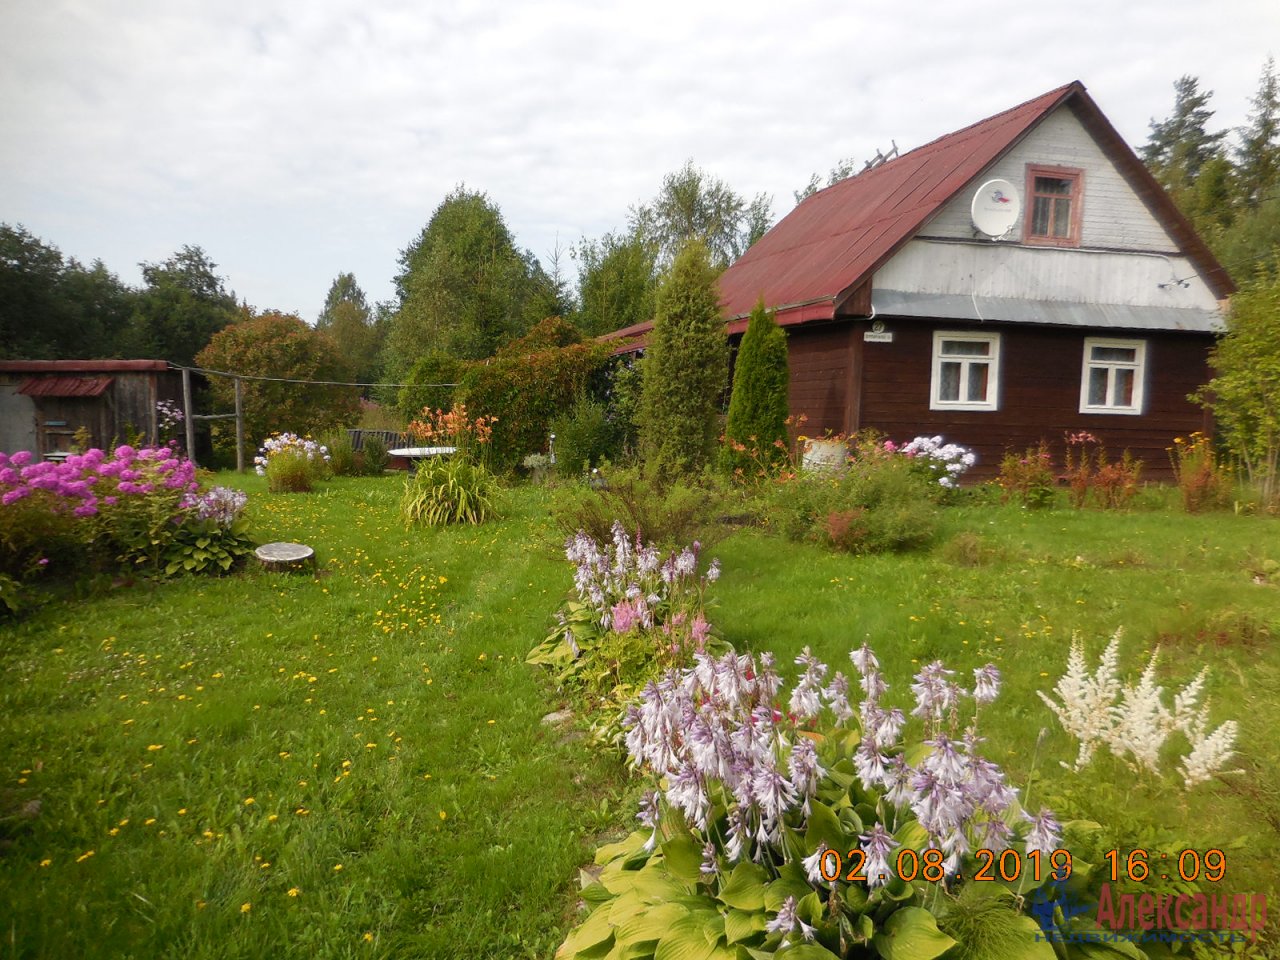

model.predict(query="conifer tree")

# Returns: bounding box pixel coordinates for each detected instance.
[720,298,789,477]
[638,241,728,480]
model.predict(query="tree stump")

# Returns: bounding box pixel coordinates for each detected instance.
[255,542,315,572]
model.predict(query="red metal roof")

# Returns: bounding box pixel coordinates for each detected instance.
[0,359,169,373]
[603,80,1233,352]
[718,82,1084,323]
[18,376,114,398]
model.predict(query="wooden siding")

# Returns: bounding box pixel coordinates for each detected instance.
[872,239,1219,313]
[852,318,1211,481]
[786,324,856,438]
[924,105,1178,252]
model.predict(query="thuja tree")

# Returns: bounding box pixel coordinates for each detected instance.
[721,298,789,477]
[638,241,728,480]
[1195,261,1280,504]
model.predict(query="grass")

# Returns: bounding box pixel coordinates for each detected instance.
[2,475,1279,958]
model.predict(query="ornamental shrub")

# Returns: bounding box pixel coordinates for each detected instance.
[550,397,618,477]
[638,241,729,481]
[396,351,462,423]
[457,335,611,472]
[721,298,789,478]
[255,433,331,493]
[361,433,389,475]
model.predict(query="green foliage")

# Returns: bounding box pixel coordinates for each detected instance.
[315,273,382,385]
[0,224,136,360]
[321,430,359,477]
[265,448,320,493]
[1195,262,1280,505]
[195,309,360,457]
[0,572,26,617]
[551,463,726,549]
[399,456,499,526]
[457,330,611,472]
[996,442,1058,509]
[397,351,463,422]
[638,241,729,480]
[758,455,940,555]
[361,433,389,475]
[385,185,546,373]
[573,230,660,336]
[125,245,238,366]
[721,299,790,478]
[629,160,773,269]
[1142,75,1228,195]
[550,397,617,477]
[162,517,255,576]
[1168,431,1234,513]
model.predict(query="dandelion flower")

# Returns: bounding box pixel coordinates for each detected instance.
[241,902,252,914]
[287,888,300,897]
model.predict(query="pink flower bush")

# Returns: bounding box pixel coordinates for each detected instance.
[0,444,197,518]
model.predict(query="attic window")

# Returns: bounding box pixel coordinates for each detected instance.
[1024,165,1083,247]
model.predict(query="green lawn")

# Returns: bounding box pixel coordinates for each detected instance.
[2,475,1278,958]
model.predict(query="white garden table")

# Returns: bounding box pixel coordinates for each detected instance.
[388,446,457,470]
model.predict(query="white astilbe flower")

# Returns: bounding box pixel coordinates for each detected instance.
[1180,719,1238,787]
[1039,630,1238,789]
[1107,651,1173,774]
[1038,631,1123,770]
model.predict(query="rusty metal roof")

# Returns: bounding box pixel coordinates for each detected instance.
[0,359,169,373]
[718,82,1088,323]
[605,80,1232,352]
[18,376,114,398]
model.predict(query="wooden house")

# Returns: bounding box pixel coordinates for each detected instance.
[604,81,1233,479]
[0,360,183,457]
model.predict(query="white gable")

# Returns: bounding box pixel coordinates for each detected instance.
[922,105,1178,250]
[870,103,1223,331]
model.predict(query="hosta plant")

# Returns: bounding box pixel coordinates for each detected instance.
[556,645,1094,960]
[527,522,724,700]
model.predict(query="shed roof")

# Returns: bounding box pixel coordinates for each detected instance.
[0,360,169,373]
[18,376,114,398]
[604,80,1233,352]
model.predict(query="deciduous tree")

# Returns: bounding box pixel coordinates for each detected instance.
[126,245,238,366]
[384,186,543,378]
[630,160,772,270]
[195,309,360,453]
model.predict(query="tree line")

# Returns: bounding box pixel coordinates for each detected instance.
[2,63,1276,448]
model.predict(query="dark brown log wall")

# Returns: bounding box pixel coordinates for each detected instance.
[852,317,1213,480]
[784,323,856,438]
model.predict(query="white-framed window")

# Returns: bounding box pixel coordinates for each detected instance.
[930,331,1001,411]
[1079,338,1146,415]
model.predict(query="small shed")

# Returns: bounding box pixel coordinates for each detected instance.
[0,360,183,456]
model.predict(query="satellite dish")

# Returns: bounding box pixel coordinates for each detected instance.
[971,179,1021,238]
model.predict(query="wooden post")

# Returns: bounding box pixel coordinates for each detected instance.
[234,377,245,472]
[182,367,196,466]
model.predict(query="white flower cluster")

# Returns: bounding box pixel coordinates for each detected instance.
[253,433,330,476]
[180,485,248,527]
[901,435,978,489]
[1038,629,1238,787]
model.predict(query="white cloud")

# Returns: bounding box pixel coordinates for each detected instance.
[1,0,1276,322]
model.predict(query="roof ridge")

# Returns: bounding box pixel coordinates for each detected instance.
[811,81,1081,200]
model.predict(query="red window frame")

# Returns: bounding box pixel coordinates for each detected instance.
[1024,164,1083,247]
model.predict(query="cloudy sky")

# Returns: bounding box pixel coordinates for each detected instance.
[2,0,1276,322]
